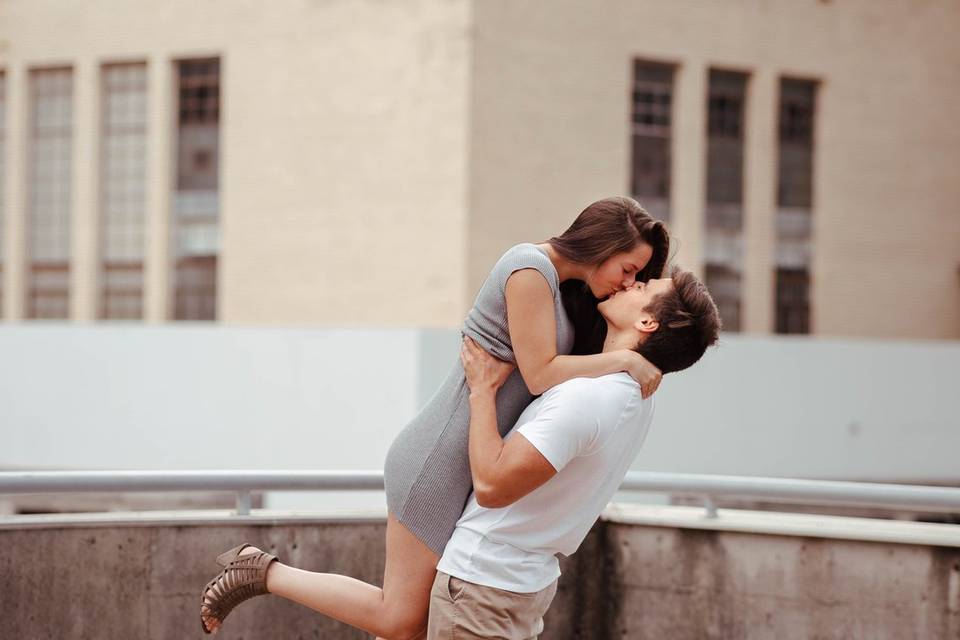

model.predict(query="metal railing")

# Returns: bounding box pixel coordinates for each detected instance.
[2,470,960,519]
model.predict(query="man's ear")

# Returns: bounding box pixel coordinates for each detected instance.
[634,312,659,334]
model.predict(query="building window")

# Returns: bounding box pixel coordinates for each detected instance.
[775,78,816,334]
[778,79,815,209]
[706,70,746,213]
[0,72,6,317]
[100,63,148,320]
[630,61,674,222]
[173,59,220,320]
[28,68,73,319]
[775,268,810,334]
[704,70,747,332]
[706,264,742,332]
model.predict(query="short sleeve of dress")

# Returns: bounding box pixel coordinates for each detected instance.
[494,244,560,298]
[462,243,563,363]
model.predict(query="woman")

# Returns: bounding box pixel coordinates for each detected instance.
[200,196,669,637]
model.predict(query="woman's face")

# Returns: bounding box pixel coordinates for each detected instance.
[586,242,655,299]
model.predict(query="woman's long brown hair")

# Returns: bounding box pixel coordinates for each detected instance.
[549,196,670,355]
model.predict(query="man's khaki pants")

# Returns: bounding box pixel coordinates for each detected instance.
[427,571,559,640]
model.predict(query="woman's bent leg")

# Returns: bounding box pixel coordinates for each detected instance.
[264,512,438,640]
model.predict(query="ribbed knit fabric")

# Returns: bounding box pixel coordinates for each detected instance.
[384,244,575,555]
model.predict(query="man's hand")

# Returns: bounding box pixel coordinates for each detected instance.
[460,337,516,395]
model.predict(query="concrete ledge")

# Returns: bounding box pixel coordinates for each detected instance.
[602,503,960,548]
[4,503,958,549]
[0,506,388,529]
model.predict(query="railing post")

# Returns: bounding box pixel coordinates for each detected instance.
[703,495,718,519]
[235,491,251,516]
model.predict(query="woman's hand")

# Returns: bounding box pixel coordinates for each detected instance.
[622,351,662,398]
[461,337,516,396]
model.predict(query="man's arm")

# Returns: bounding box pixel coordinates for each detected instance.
[461,338,557,509]
[467,388,558,508]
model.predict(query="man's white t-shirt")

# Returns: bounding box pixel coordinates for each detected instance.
[436,372,654,593]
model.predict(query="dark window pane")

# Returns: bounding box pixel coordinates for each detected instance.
[778,78,816,208]
[28,69,73,319]
[707,71,746,139]
[102,261,144,319]
[704,70,747,332]
[706,70,747,207]
[705,264,741,332]
[100,63,147,320]
[775,78,815,332]
[174,58,220,321]
[175,255,217,320]
[630,61,674,222]
[29,262,70,319]
[178,59,220,125]
[775,267,810,334]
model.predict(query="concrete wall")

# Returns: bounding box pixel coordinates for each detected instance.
[601,520,960,639]
[468,0,960,339]
[1,516,389,639]
[2,508,958,638]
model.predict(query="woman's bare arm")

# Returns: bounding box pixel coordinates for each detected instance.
[505,269,660,397]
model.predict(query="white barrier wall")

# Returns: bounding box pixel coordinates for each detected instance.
[419,330,960,482]
[0,326,422,509]
[1,326,957,510]
[633,334,959,482]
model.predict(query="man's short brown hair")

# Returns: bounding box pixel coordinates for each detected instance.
[635,267,721,374]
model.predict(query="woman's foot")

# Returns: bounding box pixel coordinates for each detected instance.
[201,545,267,634]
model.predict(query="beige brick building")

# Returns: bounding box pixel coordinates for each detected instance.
[1,0,958,338]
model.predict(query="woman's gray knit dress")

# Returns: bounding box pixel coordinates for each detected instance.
[384,243,575,555]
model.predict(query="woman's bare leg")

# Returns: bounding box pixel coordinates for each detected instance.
[201,513,438,640]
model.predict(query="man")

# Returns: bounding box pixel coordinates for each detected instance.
[428,266,721,639]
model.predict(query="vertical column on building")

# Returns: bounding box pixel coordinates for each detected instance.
[3,64,26,320]
[145,54,172,323]
[671,60,707,276]
[70,58,100,321]
[742,69,776,333]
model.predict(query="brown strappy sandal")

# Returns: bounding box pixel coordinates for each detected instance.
[200,543,279,634]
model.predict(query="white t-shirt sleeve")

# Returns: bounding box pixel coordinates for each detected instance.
[515,380,600,472]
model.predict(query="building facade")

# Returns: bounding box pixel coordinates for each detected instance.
[1,0,958,338]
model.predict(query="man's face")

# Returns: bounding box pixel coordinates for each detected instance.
[597,277,674,333]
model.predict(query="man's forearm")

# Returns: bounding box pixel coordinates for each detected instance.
[467,389,505,494]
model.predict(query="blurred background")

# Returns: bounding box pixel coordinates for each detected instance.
[0,0,957,516]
